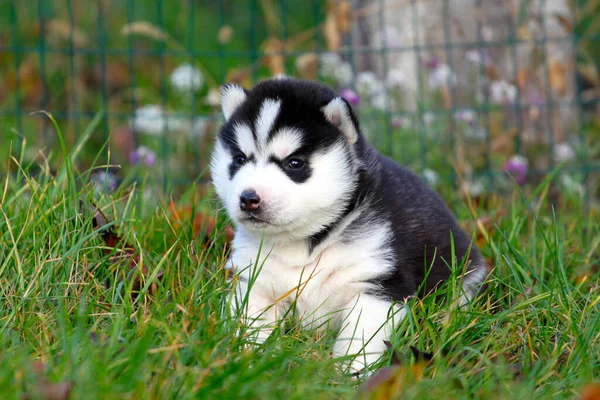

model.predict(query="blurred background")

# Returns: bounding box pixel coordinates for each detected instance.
[1,0,599,207]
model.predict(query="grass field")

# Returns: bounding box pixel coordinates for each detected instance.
[0,116,598,400]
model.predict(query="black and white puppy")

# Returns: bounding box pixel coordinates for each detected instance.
[211,78,486,373]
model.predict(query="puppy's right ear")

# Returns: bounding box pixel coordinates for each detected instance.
[220,84,248,120]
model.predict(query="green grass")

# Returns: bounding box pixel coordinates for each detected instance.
[0,119,599,400]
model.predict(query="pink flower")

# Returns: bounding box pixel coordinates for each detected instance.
[340,89,359,105]
[504,155,528,184]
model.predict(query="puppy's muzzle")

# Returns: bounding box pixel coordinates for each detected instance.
[239,189,261,212]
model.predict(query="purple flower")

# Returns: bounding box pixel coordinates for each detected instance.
[128,151,140,165]
[129,146,156,167]
[504,155,528,185]
[340,89,359,105]
[143,151,156,167]
[423,55,440,70]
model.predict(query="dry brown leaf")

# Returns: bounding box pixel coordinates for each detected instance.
[490,128,518,155]
[440,86,451,109]
[517,68,533,90]
[23,361,72,400]
[576,271,591,286]
[581,383,600,400]
[217,25,233,44]
[84,200,163,300]
[356,363,426,400]
[517,25,532,42]
[549,59,567,96]
[226,67,253,88]
[168,199,234,244]
[295,53,318,80]
[46,19,88,47]
[553,13,573,33]
[577,60,600,86]
[323,10,341,51]
[81,61,131,94]
[110,124,135,162]
[261,37,286,76]
[121,21,170,41]
[485,64,501,81]
[529,105,541,122]
[1,56,43,107]
[258,0,282,35]
[335,1,353,33]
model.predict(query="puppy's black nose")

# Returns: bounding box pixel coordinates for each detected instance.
[240,190,261,211]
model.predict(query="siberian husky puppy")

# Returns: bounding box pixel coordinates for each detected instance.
[210,78,486,373]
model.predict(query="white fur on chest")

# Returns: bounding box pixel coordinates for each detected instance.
[230,222,394,326]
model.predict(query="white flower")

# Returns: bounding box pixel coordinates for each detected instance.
[373,26,403,48]
[131,105,185,136]
[356,71,383,98]
[428,64,456,89]
[465,49,490,67]
[464,126,487,140]
[559,174,584,196]
[205,88,220,107]
[553,142,576,163]
[454,108,477,125]
[371,92,395,111]
[462,180,484,197]
[422,111,436,127]
[131,105,168,135]
[333,62,354,87]
[90,171,118,195]
[422,169,440,187]
[481,26,494,41]
[319,52,342,78]
[490,80,518,104]
[170,63,204,92]
[189,117,210,138]
[386,69,407,90]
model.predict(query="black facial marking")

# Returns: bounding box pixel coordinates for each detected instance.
[228,153,255,180]
[217,79,361,184]
[268,154,312,184]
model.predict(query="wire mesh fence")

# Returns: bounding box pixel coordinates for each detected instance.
[1,0,599,204]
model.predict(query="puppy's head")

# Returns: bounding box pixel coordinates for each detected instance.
[210,78,362,240]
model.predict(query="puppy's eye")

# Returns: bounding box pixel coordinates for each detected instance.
[233,155,247,166]
[287,158,305,170]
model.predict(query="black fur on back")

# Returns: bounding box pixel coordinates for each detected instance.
[318,127,483,301]
[361,149,483,300]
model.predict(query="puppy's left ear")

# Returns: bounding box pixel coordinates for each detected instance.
[321,97,359,144]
